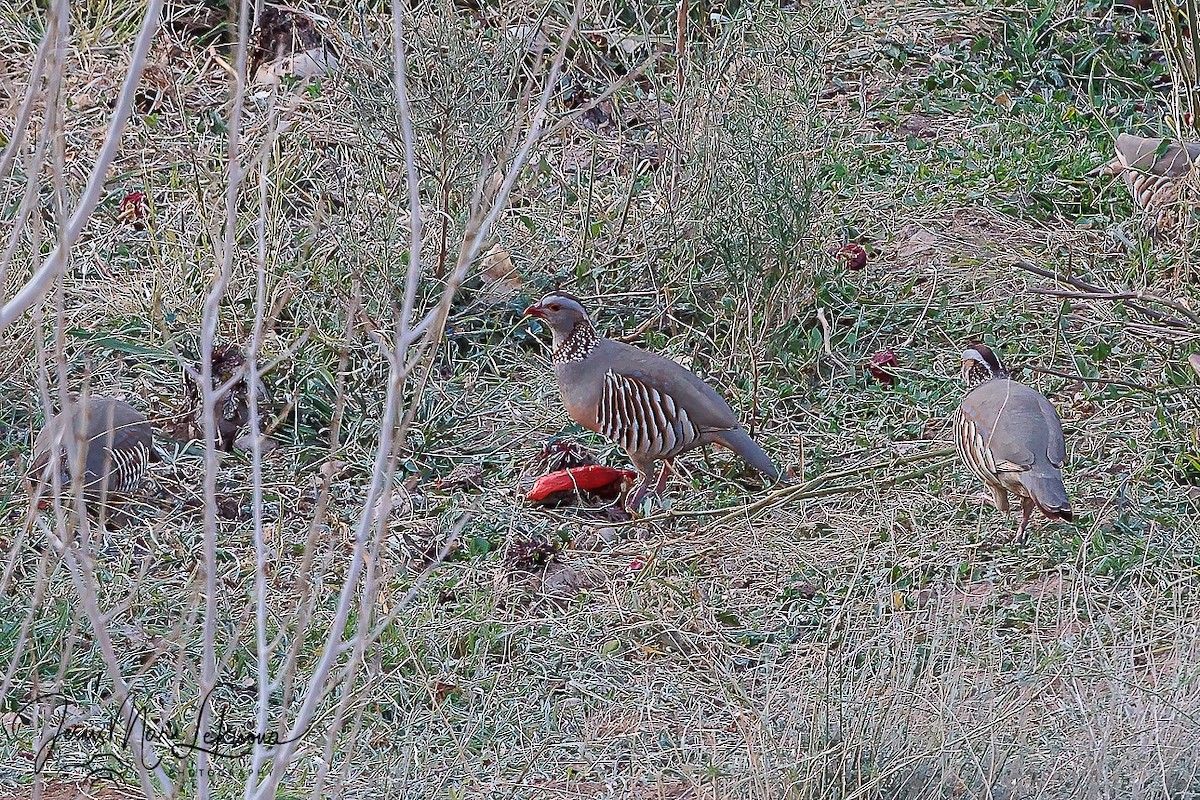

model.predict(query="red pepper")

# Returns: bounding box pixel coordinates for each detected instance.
[526,465,637,502]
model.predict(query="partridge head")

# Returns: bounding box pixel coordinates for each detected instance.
[954,344,1072,544]
[525,292,780,511]
[28,396,154,511]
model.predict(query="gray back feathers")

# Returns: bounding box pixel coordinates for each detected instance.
[31,397,153,498]
[956,377,1070,516]
[960,379,1066,470]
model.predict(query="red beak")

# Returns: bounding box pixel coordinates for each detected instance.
[524,303,544,318]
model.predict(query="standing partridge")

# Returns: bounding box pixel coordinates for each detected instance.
[28,396,154,509]
[1102,133,1200,229]
[187,344,269,451]
[954,344,1072,544]
[524,292,780,510]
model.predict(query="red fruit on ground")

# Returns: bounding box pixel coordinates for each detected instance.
[526,465,637,502]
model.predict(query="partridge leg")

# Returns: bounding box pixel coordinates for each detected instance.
[625,471,655,512]
[1014,496,1036,545]
[652,459,673,495]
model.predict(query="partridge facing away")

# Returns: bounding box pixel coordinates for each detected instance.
[524,292,780,510]
[1102,133,1200,227]
[187,344,268,451]
[28,396,154,509]
[954,344,1072,544]
[249,4,338,86]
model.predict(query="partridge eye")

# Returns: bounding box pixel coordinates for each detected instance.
[548,303,561,311]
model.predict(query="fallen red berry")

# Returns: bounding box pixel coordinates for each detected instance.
[868,349,899,385]
[838,243,868,270]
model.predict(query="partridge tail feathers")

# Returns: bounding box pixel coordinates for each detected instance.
[710,428,780,483]
[1018,470,1073,521]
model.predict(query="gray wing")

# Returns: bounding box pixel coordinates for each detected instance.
[598,340,740,433]
[961,381,1041,471]
[1036,393,1067,467]
[1115,133,1200,178]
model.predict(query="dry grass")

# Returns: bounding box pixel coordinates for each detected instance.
[2,0,1200,798]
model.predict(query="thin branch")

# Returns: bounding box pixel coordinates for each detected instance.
[197,0,252,794]
[248,50,282,791]
[250,2,429,786]
[1025,365,1161,394]
[577,447,958,529]
[0,0,165,333]
[703,452,954,528]
[1012,259,1200,329]
[899,268,939,349]
[394,0,424,342]
[1030,287,1200,327]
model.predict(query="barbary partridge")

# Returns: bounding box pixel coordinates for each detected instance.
[249,4,338,86]
[524,292,780,510]
[187,344,268,451]
[954,344,1072,544]
[1102,133,1200,229]
[28,396,154,508]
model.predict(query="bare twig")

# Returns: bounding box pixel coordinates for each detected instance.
[0,0,165,333]
[1024,365,1161,394]
[899,268,939,349]
[1012,259,1200,329]
[583,447,957,529]
[192,0,253,794]
[816,306,850,373]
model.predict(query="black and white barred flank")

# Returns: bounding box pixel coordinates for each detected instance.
[598,370,702,461]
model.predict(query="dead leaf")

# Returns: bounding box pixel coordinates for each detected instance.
[233,433,281,453]
[320,459,347,480]
[896,227,938,266]
[395,522,458,567]
[477,244,524,305]
[435,463,484,491]
[868,349,899,386]
[374,486,424,520]
[503,25,547,53]
[430,678,460,703]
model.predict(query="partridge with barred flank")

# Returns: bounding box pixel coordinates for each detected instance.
[1102,133,1200,229]
[28,396,154,509]
[524,292,780,510]
[954,344,1072,544]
